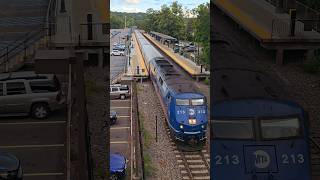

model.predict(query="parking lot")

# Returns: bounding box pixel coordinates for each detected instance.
[110,29,129,81]
[0,109,67,180]
[110,83,132,179]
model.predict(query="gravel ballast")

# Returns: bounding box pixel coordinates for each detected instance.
[137,81,182,180]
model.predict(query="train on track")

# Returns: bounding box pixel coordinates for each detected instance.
[135,30,208,145]
[211,68,311,180]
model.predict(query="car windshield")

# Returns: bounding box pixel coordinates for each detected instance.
[191,98,205,106]
[212,119,254,139]
[260,118,301,139]
[176,99,190,106]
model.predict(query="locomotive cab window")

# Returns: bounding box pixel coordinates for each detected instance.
[212,119,254,139]
[176,99,190,106]
[260,118,301,139]
[191,98,205,106]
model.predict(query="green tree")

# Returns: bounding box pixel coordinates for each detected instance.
[193,3,210,66]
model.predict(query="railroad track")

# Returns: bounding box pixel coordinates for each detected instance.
[310,132,320,178]
[155,101,210,180]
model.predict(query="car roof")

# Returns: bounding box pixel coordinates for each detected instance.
[110,153,126,172]
[0,71,54,82]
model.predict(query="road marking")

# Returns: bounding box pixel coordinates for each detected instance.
[111,100,130,102]
[111,107,130,109]
[111,126,130,130]
[110,141,129,144]
[0,121,66,125]
[0,144,64,149]
[118,116,130,118]
[24,172,64,176]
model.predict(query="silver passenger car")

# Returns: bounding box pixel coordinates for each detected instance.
[0,71,66,119]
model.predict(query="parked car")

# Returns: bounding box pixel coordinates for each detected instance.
[184,45,197,52]
[110,110,117,125]
[111,50,124,56]
[0,153,23,180]
[110,153,127,180]
[110,84,130,100]
[0,71,66,119]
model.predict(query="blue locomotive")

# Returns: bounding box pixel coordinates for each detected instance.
[211,68,311,180]
[135,30,208,144]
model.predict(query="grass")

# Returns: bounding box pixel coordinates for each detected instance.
[143,151,155,177]
[84,75,103,96]
[303,56,320,74]
[139,111,155,177]
[203,78,210,85]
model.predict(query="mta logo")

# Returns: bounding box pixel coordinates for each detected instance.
[253,150,270,169]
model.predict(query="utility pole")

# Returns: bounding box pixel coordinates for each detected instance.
[125,16,127,29]
[75,52,89,180]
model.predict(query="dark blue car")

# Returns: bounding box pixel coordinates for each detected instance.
[110,153,127,180]
[0,153,23,180]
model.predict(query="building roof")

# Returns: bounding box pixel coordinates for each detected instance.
[150,31,177,41]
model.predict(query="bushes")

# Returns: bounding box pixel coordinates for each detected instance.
[303,55,320,74]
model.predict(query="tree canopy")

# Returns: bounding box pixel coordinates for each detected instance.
[111,1,210,66]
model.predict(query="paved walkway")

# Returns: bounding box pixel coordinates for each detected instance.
[126,32,148,77]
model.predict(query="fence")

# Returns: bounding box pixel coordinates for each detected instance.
[265,0,320,34]
[79,23,109,44]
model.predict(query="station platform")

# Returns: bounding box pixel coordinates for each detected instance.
[213,0,320,64]
[126,32,148,77]
[143,33,209,79]
[214,0,320,42]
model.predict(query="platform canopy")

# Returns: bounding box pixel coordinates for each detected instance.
[150,31,177,42]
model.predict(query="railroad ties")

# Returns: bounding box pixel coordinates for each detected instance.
[174,150,210,180]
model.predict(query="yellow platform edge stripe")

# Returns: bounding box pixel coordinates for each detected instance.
[215,0,271,39]
[144,33,197,75]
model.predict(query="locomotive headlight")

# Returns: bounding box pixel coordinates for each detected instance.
[189,108,195,116]
[179,125,184,129]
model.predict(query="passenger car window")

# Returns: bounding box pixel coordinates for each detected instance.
[0,83,3,96]
[30,80,59,93]
[6,82,26,95]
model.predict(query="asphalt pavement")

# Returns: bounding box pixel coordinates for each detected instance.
[110,29,129,81]
[0,109,67,180]
[110,82,132,180]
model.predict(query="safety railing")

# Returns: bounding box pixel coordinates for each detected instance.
[79,23,109,45]
[271,18,304,38]
[265,0,320,33]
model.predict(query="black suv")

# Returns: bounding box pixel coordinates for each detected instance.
[110,111,117,125]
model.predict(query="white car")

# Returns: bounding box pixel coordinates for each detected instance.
[111,50,124,56]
